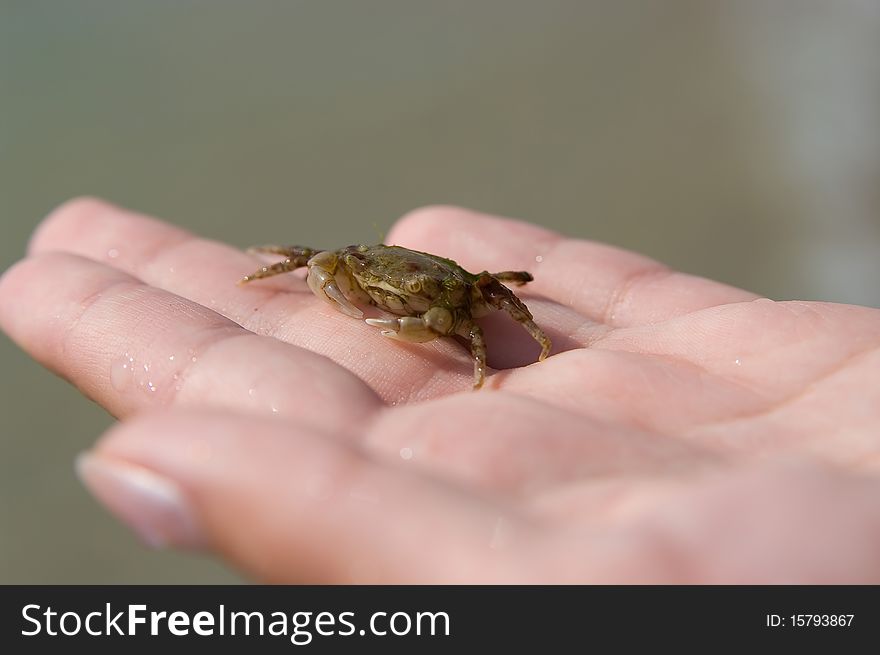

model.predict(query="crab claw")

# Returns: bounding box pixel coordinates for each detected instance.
[365,316,438,343]
[307,265,363,318]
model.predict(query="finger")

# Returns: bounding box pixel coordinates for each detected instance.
[597,298,880,398]
[0,252,380,431]
[28,196,311,300]
[363,391,716,497]
[27,198,591,394]
[496,347,771,437]
[79,410,531,583]
[386,206,759,327]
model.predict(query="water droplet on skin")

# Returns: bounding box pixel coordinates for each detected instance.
[399,447,413,460]
[147,381,157,392]
[535,255,544,263]
[107,248,119,259]
[489,516,511,550]
[248,388,256,398]
[734,358,742,366]
[168,354,175,362]
[190,356,197,363]
[110,359,131,391]
[143,363,150,373]
[270,404,279,414]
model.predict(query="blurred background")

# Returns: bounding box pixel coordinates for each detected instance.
[1,1,878,582]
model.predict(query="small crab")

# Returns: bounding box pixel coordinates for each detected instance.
[239,244,551,389]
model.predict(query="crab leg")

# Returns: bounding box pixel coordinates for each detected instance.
[238,245,320,284]
[479,274,552,361]
[459,321,487,389]
[490,271,533,286]
[247,245,321,260]
[368,314,486,388]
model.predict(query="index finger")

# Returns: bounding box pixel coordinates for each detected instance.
[0,252,380,431]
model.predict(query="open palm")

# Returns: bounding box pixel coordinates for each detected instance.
[2,198,879,582]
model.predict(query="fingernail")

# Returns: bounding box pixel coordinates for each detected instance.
[75,452,204,549]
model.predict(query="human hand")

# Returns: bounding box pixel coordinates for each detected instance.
[2,198,879,582]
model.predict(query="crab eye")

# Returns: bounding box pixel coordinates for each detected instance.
[343,253,366,272]
[405,278,422,293]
